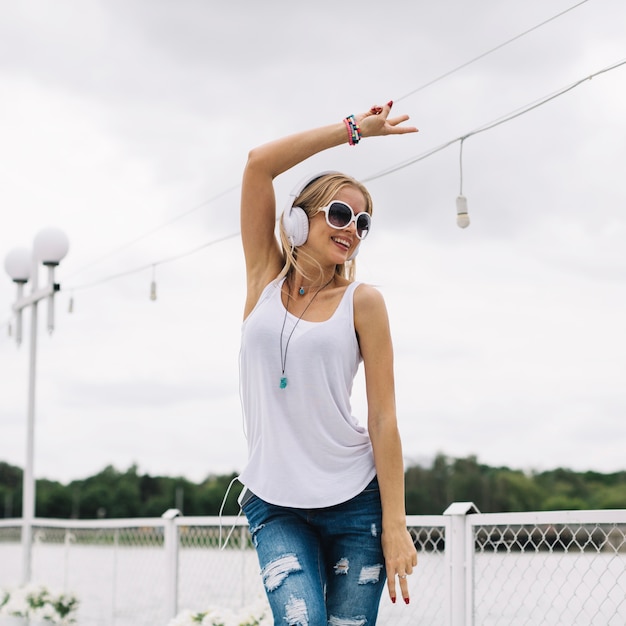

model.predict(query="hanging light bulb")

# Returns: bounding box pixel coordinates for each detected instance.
[456,195,470,228]
[456,138,470,228]
[150,265,157,301]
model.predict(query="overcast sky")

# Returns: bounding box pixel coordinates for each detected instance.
[1,0,625,487]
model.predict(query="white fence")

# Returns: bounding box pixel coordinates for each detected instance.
[1,504,625,625]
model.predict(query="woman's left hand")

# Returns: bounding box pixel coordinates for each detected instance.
[356,101,418,138]
[381,525,418,604]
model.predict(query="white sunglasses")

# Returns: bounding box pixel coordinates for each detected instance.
[317,201,372,240]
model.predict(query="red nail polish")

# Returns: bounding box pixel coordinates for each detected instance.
[404,597,410,605]
[391,596,396,604]
[387,100,393,107]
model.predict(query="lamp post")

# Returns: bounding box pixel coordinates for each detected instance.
[3,227,69,585]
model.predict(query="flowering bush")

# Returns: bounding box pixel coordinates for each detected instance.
[0,585,78,624]
[168,597,271,626]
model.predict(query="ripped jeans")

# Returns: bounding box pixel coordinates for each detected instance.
[242,477,386,626]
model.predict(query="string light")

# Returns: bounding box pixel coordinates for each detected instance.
[363,57,626,185]
[56,56,626,297]
[65,232,239,293]
[63,184,240,281]
[150,265,157,301]
[456,138,470,229]
[58,2,591,288]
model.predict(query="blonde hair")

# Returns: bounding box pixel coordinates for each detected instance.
[278,173,373,283]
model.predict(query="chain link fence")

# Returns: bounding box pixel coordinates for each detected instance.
[173,515,446,626]
[1,519,168,625]
[471,511,626,625]
[1,507,625,625]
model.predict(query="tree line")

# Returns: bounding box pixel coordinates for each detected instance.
[1,454,625,520]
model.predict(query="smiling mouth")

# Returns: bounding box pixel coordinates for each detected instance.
[332,236,352,251]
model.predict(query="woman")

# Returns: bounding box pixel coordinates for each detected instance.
[238,101,418,625]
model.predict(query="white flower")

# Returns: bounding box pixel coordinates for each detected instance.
[30,603,58,621]
[167,608,201,626]
[170,598,272,626]
[0,586,30,616]
[202,606,238,626]
[0,585,79,623]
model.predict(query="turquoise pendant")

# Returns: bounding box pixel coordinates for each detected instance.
[280,376,288,389]
[299,287,305,295]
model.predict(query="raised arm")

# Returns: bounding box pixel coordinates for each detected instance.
[240,101,417,317]
[240,123,347,317]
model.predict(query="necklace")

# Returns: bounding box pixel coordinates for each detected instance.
[279,275,334,389]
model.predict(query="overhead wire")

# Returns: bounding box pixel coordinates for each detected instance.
[362,57,626,183]
[64,184,240,281]
[395,0,593,102]
[58,55,626,294]
[58,1,592,289]
[56,54,626,296]
[8,0,615,301]
[67,231,240,292]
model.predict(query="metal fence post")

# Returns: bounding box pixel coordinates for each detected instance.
[162,508,182,622]
[112,528,119,626]
[443,502,480,626]
[63,528,72,591]
[240,524,247,608]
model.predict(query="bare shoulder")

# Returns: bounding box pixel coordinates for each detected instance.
[353,283,390,329]
[354,282,388,311]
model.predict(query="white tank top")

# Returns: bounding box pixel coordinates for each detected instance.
[238,278,376,508]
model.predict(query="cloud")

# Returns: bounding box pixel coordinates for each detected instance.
[1,0,625,484]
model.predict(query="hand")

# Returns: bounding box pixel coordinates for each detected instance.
[381,525,418,604]
[356,101,418,138]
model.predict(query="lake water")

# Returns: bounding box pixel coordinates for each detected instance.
[1,543,624,625]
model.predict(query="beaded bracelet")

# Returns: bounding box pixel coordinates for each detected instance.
[343,114,361,146]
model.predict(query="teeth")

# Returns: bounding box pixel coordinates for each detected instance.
[332,237,351,249]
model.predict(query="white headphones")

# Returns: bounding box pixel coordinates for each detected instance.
[281,170,360,260]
